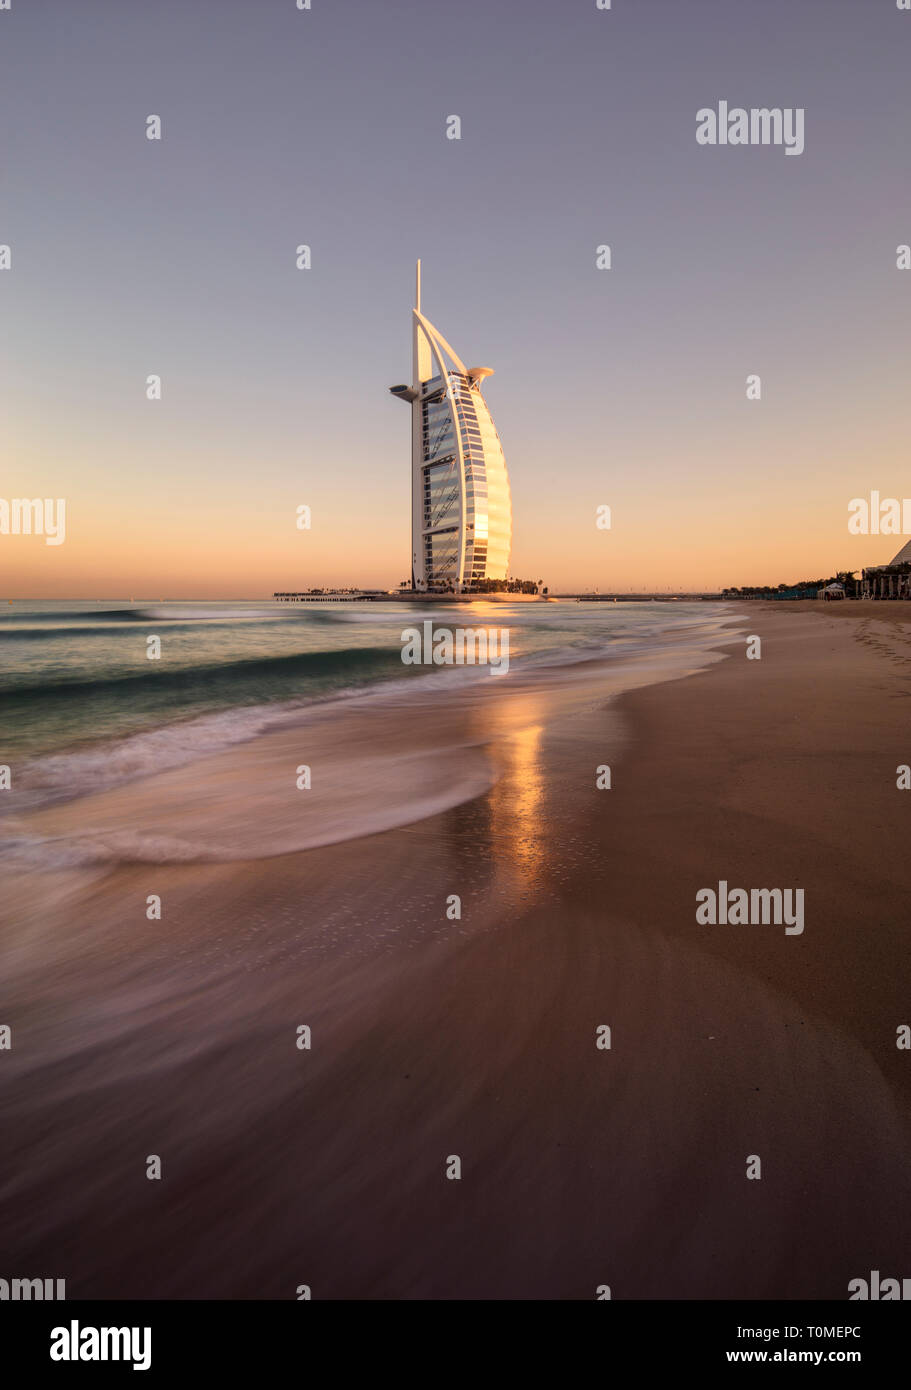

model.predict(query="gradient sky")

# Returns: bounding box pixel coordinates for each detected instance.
[2,0,910,596]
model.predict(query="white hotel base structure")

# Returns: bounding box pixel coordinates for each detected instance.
[390,263,512,592]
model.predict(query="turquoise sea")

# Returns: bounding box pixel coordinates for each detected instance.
[0,598,731,822]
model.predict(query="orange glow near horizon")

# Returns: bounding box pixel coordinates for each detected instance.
[4,367,909,598]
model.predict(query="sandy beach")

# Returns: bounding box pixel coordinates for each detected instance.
[2,602,910,1299]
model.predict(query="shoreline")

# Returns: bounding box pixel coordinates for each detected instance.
[1,602,910,1298]
[2,609,736,862]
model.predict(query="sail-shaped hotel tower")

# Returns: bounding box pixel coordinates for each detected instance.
[389,263,511,592]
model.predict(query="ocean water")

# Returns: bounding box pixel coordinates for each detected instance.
[0,599,734,854]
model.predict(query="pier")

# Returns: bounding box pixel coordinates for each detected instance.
[273,592,372,602]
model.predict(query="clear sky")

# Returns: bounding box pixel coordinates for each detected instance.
[2,0,909,596]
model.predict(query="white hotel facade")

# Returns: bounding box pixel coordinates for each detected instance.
[390,263,512,592]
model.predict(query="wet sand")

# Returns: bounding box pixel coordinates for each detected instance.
[2,603,911,1298]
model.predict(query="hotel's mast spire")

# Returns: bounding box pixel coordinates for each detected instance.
[415,259,421,313]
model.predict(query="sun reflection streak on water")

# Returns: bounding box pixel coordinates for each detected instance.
[488,714,548,896]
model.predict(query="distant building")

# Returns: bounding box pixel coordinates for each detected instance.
[389,262,512,592]
[860,540,911,599]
